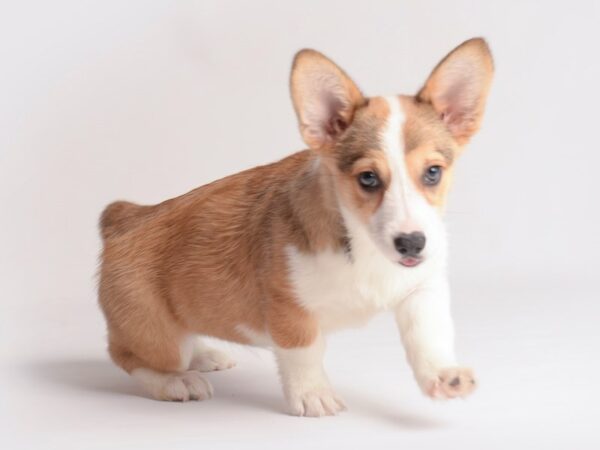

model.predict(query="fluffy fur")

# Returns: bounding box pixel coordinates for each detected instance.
[98,38,494,416]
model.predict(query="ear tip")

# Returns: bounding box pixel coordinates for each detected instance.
[465,36,489,46]
[464,37,494,58]
[292,48,325,65]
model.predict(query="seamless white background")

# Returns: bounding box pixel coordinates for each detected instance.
[2,1,599,449]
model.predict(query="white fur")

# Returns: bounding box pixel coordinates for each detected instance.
[189,338,236,372]
[394,272,457,394]
[235,324,273,346]
[274,334,346,417]
[283,96,459,410]
[286,232,435,332]
[370,96,447,263]
[369,95,413,262]
[178,335,196,371]
[286,96,447,333]
[130,338,232,401]
[131,368,213,401]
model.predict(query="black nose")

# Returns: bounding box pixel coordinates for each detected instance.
[394,232,426,257]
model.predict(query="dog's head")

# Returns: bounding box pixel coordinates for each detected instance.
[290,39,493,267]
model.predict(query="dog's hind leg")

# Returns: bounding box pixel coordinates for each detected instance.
[188,337,236,372]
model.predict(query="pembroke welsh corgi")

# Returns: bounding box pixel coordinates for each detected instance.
[98,38,494,417]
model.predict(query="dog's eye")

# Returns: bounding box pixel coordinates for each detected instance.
[423,166,443,186]
[358,171,381,191]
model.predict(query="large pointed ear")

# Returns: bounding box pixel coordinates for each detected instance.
[417,38,494,145]
[290,49,365,150]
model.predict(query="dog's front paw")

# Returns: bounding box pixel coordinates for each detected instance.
[423,367,476,399]
[287,388,347,417]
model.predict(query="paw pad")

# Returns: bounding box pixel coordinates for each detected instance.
[427,367,477,399]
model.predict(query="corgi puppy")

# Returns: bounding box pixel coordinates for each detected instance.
[98,38,493,417]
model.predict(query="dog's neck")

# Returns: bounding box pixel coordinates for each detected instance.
[282,152,350,256]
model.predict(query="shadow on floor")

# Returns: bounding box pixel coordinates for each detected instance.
[343,389,447,429]
[24,358,142,397]
[22,358,284,414]
[22,358,445,428]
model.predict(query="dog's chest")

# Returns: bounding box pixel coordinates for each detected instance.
[286,246,430,332]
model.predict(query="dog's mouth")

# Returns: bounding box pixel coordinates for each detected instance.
[399,257,422,267]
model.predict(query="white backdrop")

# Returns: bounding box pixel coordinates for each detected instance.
[2,1,599,449]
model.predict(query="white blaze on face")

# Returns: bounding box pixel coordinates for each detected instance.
[368,96,441,263]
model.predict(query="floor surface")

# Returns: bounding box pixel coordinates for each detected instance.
[2,280,598,449]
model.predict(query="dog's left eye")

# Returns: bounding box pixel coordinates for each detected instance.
[423,166,443,186]
[358,171,381,191]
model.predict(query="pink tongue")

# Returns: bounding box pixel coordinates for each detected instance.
[401,257,419,267]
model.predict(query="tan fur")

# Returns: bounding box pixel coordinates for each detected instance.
[400,95,458,209]
[98,40,493,379]
[325,97,391,222]
[99,151,345,372]
[403,38,494,207]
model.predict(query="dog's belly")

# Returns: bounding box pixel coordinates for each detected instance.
[286,246,432,332]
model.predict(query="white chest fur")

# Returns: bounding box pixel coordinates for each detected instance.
[285,216,446,333]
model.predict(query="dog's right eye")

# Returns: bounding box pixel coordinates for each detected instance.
[358,171,381,191]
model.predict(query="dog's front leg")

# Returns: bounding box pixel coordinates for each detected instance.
[395,273,476,399]
[274,332,346,417]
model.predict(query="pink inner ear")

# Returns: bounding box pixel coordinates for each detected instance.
[442,107,471,138]
[320,91,350,139]
[326,116,348,137]
[437,76,478,135]
[441,105,466,126]
[419,39,493,144]
[294,58,363,149]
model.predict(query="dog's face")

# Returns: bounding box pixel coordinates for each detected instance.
[290,39,493,266]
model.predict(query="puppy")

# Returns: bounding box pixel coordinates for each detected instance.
[98,38,493,416]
